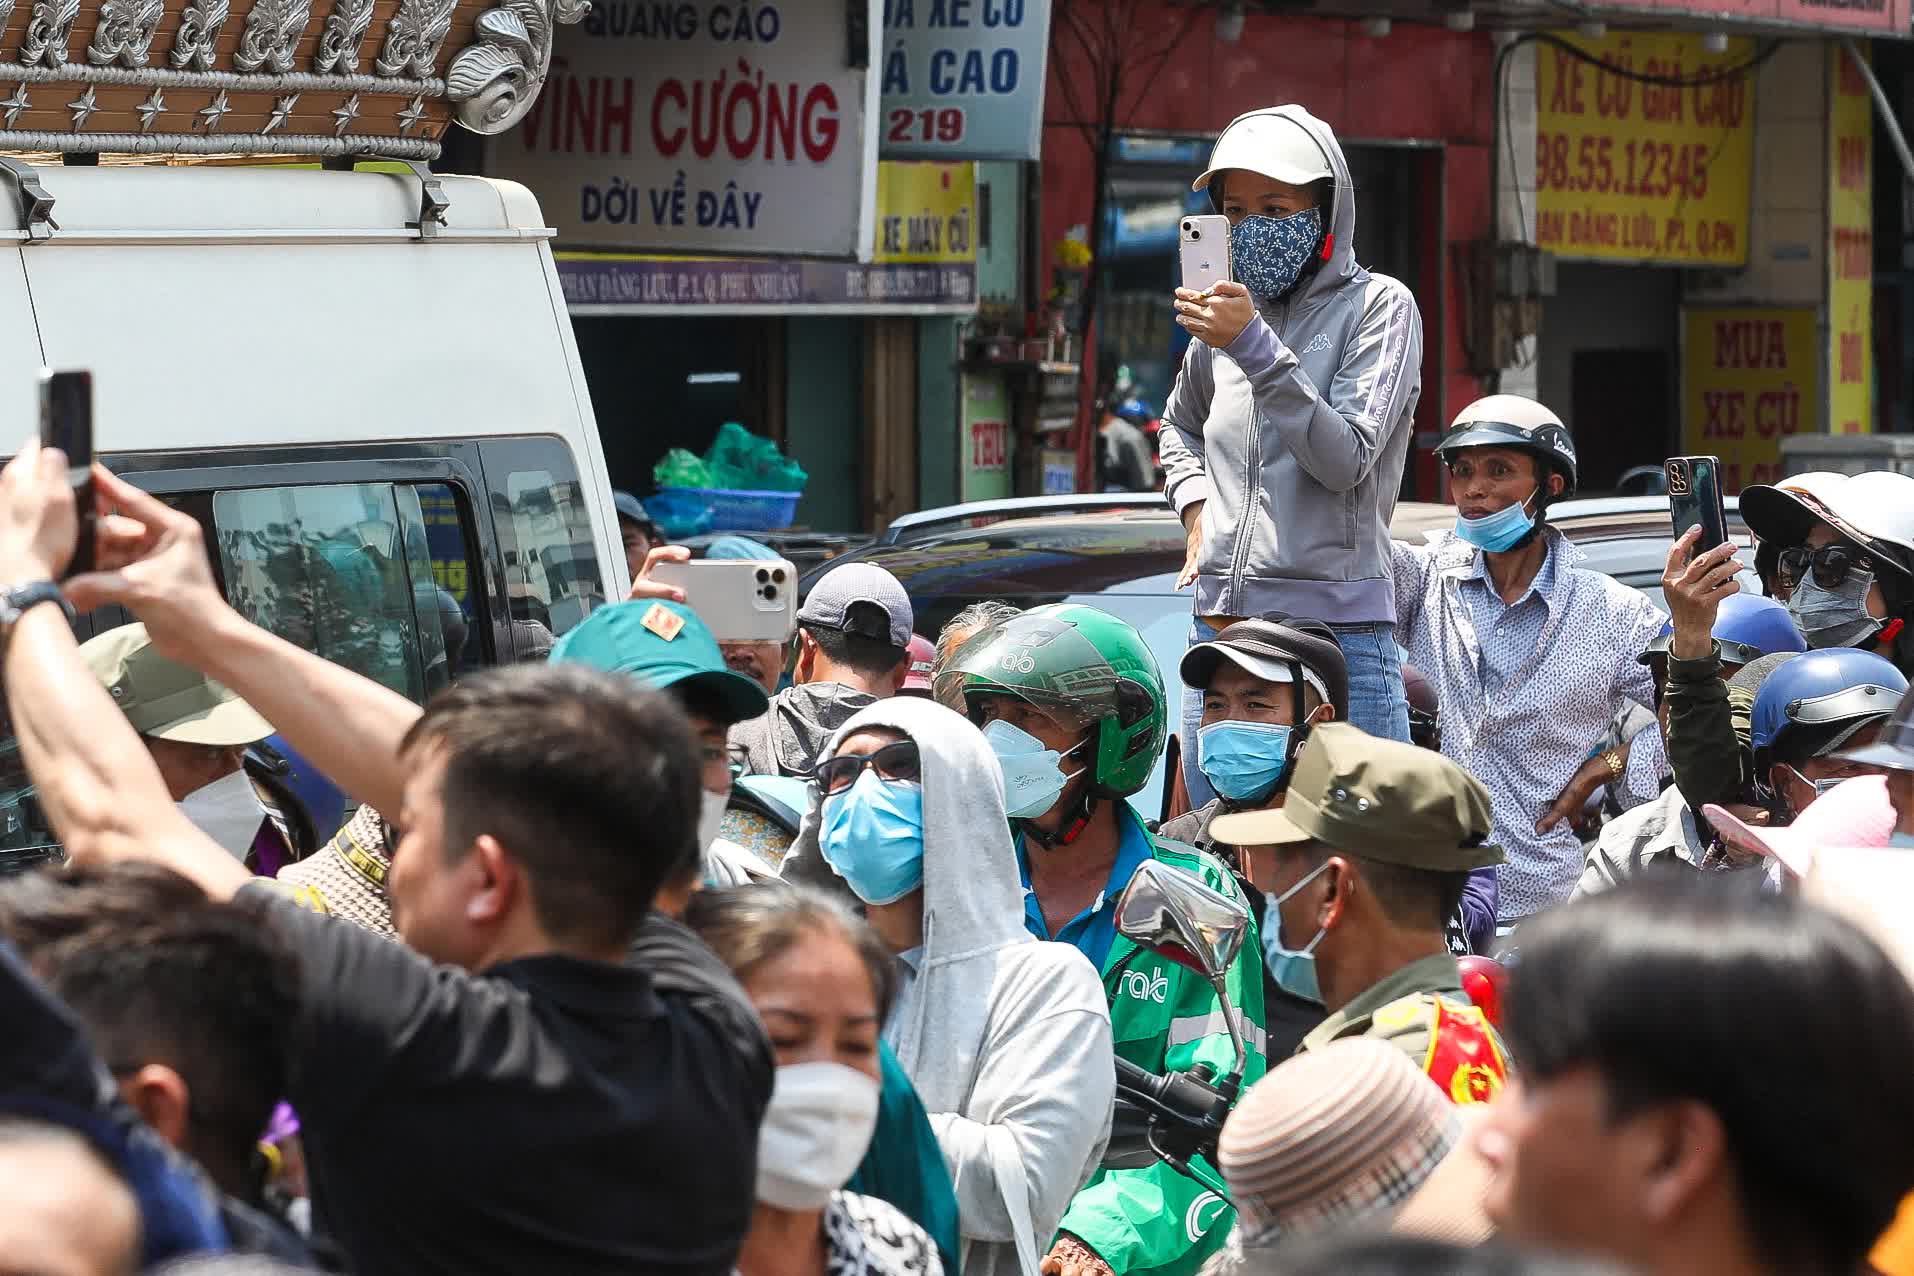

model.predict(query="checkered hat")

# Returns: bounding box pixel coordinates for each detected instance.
[1220,1038,1463,1246]
[274,804,395,939]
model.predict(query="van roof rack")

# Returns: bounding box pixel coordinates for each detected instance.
[0,0,583,161]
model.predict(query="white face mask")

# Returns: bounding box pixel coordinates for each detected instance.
[179,769,266,861]
[698,788,729,853]
[755,1060,881,1211]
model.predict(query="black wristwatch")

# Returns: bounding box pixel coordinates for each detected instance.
[0,581,74,638]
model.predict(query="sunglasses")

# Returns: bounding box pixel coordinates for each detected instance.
[813,741,921,796]
[1779,544,1874,591]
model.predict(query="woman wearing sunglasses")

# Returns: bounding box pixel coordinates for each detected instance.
[782,697,1116,1276]
[1664,471,1914,830]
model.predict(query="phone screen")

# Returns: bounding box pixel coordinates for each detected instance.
[39,369,94,577]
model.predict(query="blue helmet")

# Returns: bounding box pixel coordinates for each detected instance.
[1637,594,1805,666]
[1113,396,1155,425]
[1712,594,1807,665]
[1750,647,1907,763]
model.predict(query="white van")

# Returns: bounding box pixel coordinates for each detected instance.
[0,163,624,865]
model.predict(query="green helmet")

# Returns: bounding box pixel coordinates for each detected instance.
[940,603,1167,799]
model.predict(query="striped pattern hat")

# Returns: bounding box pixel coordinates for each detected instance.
[1220,1037,1460,1246]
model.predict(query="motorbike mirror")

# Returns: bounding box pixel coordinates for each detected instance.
[1115,859,1250,984]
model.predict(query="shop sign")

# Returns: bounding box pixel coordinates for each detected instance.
[876,162,978,264]
[961,370,1011,501]
[879,0,1052,160]
[1828,43,1873,436]
[1681,307,1817,493]
[1602,0,1904,34]
[557,157,976,310]
[1534,32,1754,267]
[1040,448,1077,495]
[489,1,881,258]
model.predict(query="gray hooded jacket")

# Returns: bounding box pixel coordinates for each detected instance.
[1159,105,1423,625]
[729,681,877,778]
[781,699,1115,1276]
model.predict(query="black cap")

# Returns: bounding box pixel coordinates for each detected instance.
[1179,615,1350,720]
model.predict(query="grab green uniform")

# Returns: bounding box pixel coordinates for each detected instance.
[1045,819,1268,1276]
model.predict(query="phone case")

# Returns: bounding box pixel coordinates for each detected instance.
[648,559,798,644]
[1665,456,1728,552]
[1179,215,1231,295]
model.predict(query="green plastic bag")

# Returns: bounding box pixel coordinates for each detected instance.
[701,423,807,493]
[652,448,711,490]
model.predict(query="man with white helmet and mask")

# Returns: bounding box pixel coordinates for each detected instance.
[1392,394,1669,926]
[1160,106,1424,814]
[1662,469,1914,819]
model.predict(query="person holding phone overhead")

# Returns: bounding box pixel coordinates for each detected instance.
[1159,106,1424,814]
[1391,395,1670,927]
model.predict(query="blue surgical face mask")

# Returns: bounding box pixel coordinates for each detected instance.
[819,772,925,906]
[1890,831,1914,849]
[1262,859,1332,1005]
[982,719,1087,820]
[1453,490,1538,554]
[1197,720,1295,804]
[1229,206,1323,300]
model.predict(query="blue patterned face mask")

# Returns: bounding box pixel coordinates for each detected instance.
[1230,206,1323,300]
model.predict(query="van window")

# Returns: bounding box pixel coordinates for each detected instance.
[482,437,607,658]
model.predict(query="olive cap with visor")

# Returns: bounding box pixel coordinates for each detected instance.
[80,623,273,747]
[1210,722,1503,871]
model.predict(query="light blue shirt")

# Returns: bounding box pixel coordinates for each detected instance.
[1015,809,1154,972]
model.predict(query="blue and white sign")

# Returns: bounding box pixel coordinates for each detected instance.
[880,0,1051,161]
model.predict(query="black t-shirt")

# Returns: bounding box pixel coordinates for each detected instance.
[246,887,774,1276]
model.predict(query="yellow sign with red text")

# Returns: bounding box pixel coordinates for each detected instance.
[1682,308,1818,495]
[1535,32,1754,266]
[1829,43,1873,436]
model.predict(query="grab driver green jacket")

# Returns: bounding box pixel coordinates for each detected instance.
[1025,811,1269,1276]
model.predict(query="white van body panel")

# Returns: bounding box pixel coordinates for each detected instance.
[0,165,626,595]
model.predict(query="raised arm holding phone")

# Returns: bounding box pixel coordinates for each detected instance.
[1156,105,1425,814]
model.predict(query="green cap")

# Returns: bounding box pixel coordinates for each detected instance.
[548,600,768,725]
[80,623,273,747]
[1210,722,1502,871]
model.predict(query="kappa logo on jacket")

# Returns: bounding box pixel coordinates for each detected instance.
[1121,966,1169,1004]
[1300,332,1333,354]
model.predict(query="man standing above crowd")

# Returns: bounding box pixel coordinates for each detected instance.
[1394,394,1667,926]
[942,604,1267,1276]
[1160,103,1425,813]
[732,561,912,778]
[1211,724,1509,1104]
[0,445,772,1276]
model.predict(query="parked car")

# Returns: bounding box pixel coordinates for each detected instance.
[808,494,1757,822]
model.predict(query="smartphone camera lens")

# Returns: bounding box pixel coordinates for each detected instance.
[759,585,776,600]
[754,568,769,583]
[772,569,786,583]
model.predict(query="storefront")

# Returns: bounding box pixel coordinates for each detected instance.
[485,2,987,532]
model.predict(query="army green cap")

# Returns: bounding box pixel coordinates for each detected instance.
[1210,722,1502,871]
[79,623,273,747]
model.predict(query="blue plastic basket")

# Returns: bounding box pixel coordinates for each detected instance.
[656,486,802,532]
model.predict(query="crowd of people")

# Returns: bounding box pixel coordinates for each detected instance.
[0,96,1910,1276]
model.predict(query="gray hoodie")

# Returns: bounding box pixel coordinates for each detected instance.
[781,698,1115,1276]
[728,681,877,778]
[1159,105,1424,625]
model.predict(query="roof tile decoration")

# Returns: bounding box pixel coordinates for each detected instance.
[0,0,584,156]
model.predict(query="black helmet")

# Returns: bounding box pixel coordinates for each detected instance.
[1434,394,1579,494]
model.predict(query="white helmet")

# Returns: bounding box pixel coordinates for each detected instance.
[1814,471,1914,576]
[1193,109,1334,201]
[1741,471,1850,549]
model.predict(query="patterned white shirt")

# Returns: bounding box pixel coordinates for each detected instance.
[1393,530,1668,919]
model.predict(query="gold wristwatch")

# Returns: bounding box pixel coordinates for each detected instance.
[1600,748,1626,780]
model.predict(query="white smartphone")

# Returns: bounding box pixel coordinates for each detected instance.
[649,558,799,643]
[1179,214,1232,295]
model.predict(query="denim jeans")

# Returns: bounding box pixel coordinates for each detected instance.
[1179,616,1411,811]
